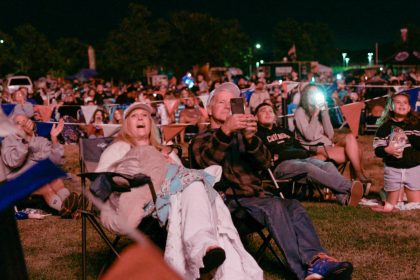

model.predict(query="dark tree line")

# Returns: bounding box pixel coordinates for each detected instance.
[0,3,417,81]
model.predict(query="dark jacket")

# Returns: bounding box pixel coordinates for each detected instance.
[373,118,420,168]
[256,125,311,167]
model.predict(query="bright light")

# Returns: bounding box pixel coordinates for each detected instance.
[311,88,325,107]
[341,53,347,67]
[336,74,342,80]
[345,57,350,67]
[256,62,260,68]
[278,79,283,85]
[311,76,316,83]
[260,60,264,64]
[255,43,261,49]
[182,73,194,88]
[0,39,4,44]
[379,67,383,71]
[367,52,374,65]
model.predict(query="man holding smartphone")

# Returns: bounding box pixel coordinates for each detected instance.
[192,82,353,280]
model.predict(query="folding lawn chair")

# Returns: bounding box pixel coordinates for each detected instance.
[79,137,164,279]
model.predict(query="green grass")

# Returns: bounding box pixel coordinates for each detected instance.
[17,134,420,280]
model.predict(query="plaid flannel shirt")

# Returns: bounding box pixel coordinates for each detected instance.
[192,128,271,197]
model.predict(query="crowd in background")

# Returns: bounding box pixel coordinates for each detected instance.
[0,66,419,145]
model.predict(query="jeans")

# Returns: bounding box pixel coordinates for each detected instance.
[229,196,325,280]
[274,158,352,205]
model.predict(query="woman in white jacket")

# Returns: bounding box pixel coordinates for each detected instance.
[95,103,262,280]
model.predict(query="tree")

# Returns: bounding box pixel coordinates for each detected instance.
[162,12,250,76]
[14,24,55,78]
[54,37,88,76]
[102,3,163,80]
[0,31,18,76]
[272,19,337,64]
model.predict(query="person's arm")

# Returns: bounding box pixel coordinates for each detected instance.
[243,134,272,170]
[320,109,334,140]
[373,124,391,158]
[1,135,29,169]
[294,107,325,141]
[193,129,233,168]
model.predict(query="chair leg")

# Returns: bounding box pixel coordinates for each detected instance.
[82,211,87,280]
[97,236,122,279]
[255,231,289,270]
[255,231,271,262]
[83,212,120,257]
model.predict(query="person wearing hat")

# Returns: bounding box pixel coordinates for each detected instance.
[254,102,364,207]
[192,82,354,280]
[95,102,263,280]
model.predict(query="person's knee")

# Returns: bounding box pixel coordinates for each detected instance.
[345,133,357,145]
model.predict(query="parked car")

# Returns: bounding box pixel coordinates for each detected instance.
[3,75,34,94]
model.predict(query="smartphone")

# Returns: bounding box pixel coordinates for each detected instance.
[230,98,245,114]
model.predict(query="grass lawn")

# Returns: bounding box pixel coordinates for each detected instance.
[17,133,420,280]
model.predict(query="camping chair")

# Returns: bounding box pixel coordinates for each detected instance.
[79,137,164,279]
[187,139,293,272]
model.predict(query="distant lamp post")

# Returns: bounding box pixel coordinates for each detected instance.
[367,52,374,65]
[260,59,264,64]
[341,53,347,67]
[0,39,4,44]
[345,57,350,67]
[249,43,262,76]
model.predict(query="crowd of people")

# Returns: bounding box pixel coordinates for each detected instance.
[1,67,419,279]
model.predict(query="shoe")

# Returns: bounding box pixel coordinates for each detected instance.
[199,247,226,279]
[305,254,353,280]
[347,181,363,207]
[59,192,79,219]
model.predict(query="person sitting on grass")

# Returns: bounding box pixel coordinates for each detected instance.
[192,82,354,280]
[372,92,420,212]
[1,114,79,217]
[255,102,363,206]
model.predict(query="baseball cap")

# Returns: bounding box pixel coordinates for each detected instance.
[123,102,153,119]
[207,82,240,107]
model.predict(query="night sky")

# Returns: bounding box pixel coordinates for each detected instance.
[1,0,419,50]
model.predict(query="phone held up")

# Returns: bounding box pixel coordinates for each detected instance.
[230,98,245,114]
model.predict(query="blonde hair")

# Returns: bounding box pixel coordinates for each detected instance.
[112,109,124,124]
[116,109,163,150]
